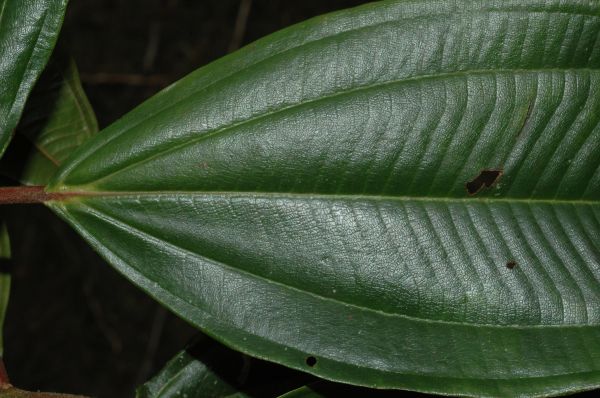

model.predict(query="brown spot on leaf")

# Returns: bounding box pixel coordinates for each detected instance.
[506,260,517,269]
[466,169,503,195]
[305,356,317,367]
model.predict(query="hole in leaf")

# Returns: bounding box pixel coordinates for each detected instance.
[305,356,317,367]
[466,169,503,195]
[506,260,517,269]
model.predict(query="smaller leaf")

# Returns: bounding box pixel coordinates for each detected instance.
[0,59,98,185]
[20,59,97,184]
[137,337,250,398]
[138,335,315,398]
[277,386,325,398]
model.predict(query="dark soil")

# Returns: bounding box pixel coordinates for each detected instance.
[1,1,369,397]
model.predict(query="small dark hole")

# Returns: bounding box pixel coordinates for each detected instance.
[305,356,317,367]
[506,260,517,269]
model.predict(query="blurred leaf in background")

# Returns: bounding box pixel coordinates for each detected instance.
[0,58,98,185]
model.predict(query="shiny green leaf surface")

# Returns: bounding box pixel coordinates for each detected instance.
[14,59,98,185]
[46,0,600,396]
[0,0,69,158]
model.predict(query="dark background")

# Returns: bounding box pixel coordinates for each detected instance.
[1,1,369,397]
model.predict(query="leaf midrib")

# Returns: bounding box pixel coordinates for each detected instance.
[50,189,599,206]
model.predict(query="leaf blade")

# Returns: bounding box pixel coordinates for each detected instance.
[136,341,251,398]
[0,0,69,158]
[46,1,600,396]
[50,198,600,396]
[15,59,99,185]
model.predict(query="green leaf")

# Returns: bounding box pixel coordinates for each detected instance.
[45,0,600,396]
[277,383,412,398]
[0,0,69,159]
[136,338,251,398]
[0,223,9,359]
[138,335,314,398]
[278,386,322,398]
[4,59,99,185]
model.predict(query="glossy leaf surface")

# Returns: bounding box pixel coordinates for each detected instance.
[0,0,69,158]
[47,0,600,396]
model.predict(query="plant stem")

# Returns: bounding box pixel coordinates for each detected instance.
[0,186,63,205]
[0,358,9,387]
